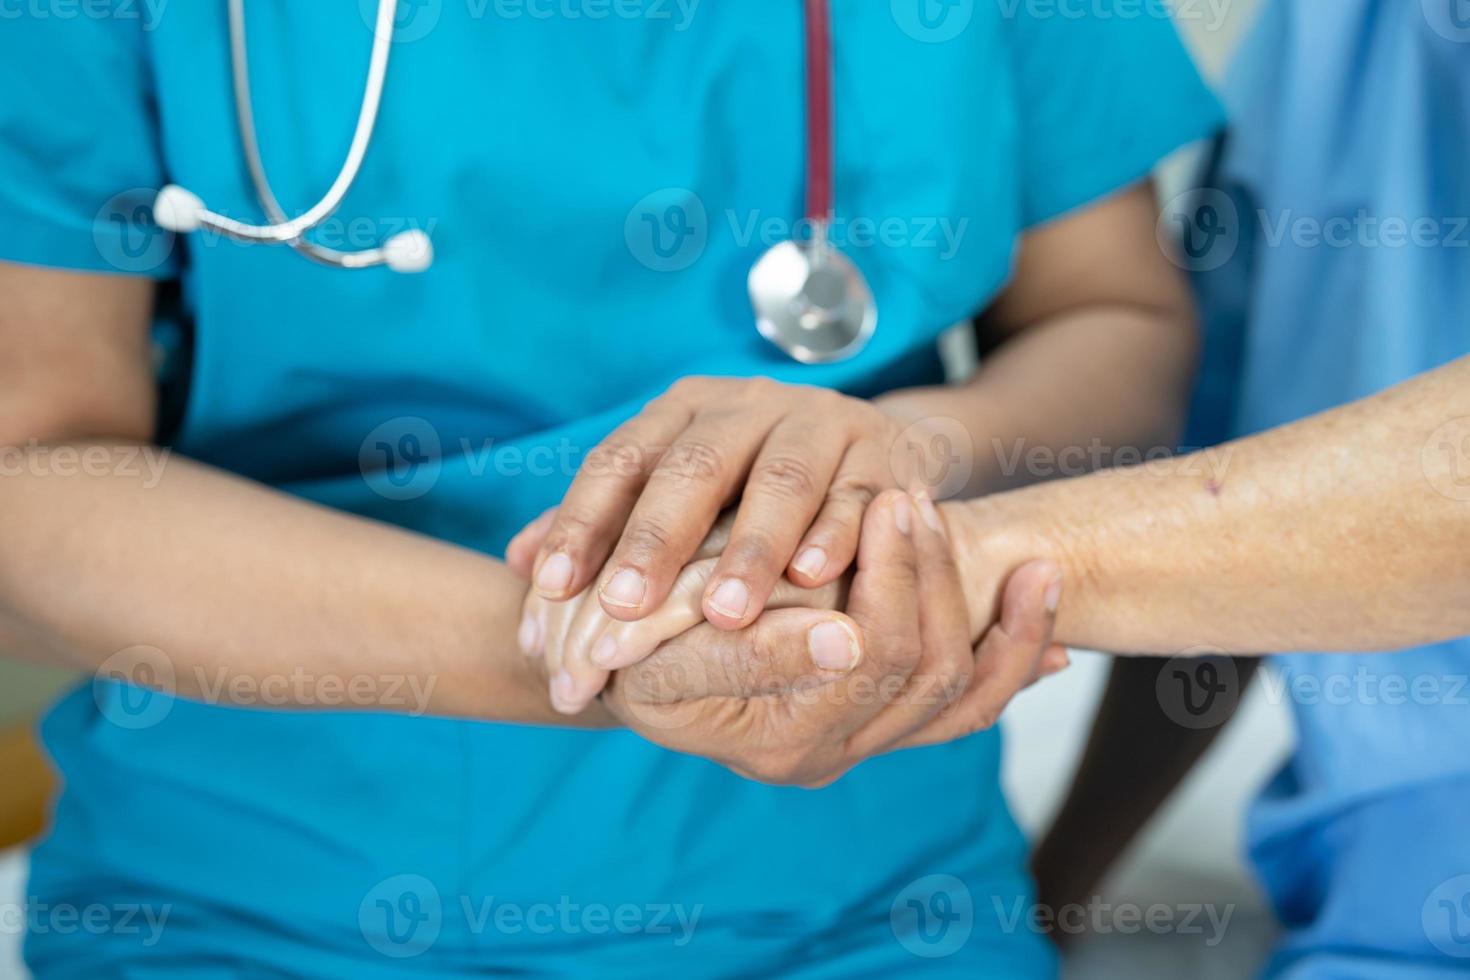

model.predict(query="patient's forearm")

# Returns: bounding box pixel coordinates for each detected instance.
[0,442,609,726]
[952,355,1470,654]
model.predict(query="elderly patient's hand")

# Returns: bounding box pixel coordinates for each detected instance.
[517,531,848,714]
[511,492,1068,785]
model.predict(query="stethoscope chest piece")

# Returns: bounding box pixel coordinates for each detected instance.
[749,232,877,364]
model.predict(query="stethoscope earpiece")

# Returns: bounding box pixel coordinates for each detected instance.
[152,185,206,234]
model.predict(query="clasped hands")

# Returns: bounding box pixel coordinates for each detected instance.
[506,377,1067,787]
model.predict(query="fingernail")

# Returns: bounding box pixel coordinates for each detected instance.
[808,620,861,672]
[536,552,574,596]
[893,494,913,536]
[550,669,580,714]
[517,612,541,655]
[914,491,944,535]
[590,634,619,668]
[600,568,646,609]
[707,578,751,620]
[1044,576,1063,614]
[792,546,828,581]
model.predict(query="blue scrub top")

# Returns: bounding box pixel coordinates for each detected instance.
[1190,1,1470,975]
[1,3,1218,976]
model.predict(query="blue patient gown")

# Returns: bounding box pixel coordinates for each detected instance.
[1191,0,1470,975]
[0,3,1218,976]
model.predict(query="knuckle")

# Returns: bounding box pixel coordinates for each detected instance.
[620,518,677,565]
[829,476,884,513]
[724,530,777,574]
[654,439,726,487]
[544,508,600,550]
[668,375,710,398]
[752,454,821,502]
[584,440,650,480]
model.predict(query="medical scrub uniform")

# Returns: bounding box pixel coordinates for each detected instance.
[1,3,1218,976]
[1189,1,1470,975]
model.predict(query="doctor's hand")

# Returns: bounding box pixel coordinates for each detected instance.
[596,492,1069,785]
[508,377,933,632]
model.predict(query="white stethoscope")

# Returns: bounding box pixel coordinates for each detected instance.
[151,0,876,363]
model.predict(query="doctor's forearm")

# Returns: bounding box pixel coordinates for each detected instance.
[0,446,611,727]
[879,303,1195,497]
[949,356,1470,654]
[877,182,1198,497]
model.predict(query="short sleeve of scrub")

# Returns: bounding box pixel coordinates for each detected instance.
[1006,0,1225,227]
[0,3,177,278]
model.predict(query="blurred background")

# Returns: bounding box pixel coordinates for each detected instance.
[0,2,1275,977]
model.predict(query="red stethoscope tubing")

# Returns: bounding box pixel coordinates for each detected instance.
[803,0,834,224]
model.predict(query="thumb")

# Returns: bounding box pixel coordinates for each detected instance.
[899,559,1061,747]
[617,608,865,705]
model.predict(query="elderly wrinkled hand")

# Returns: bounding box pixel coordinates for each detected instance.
[512,491,1069,786]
